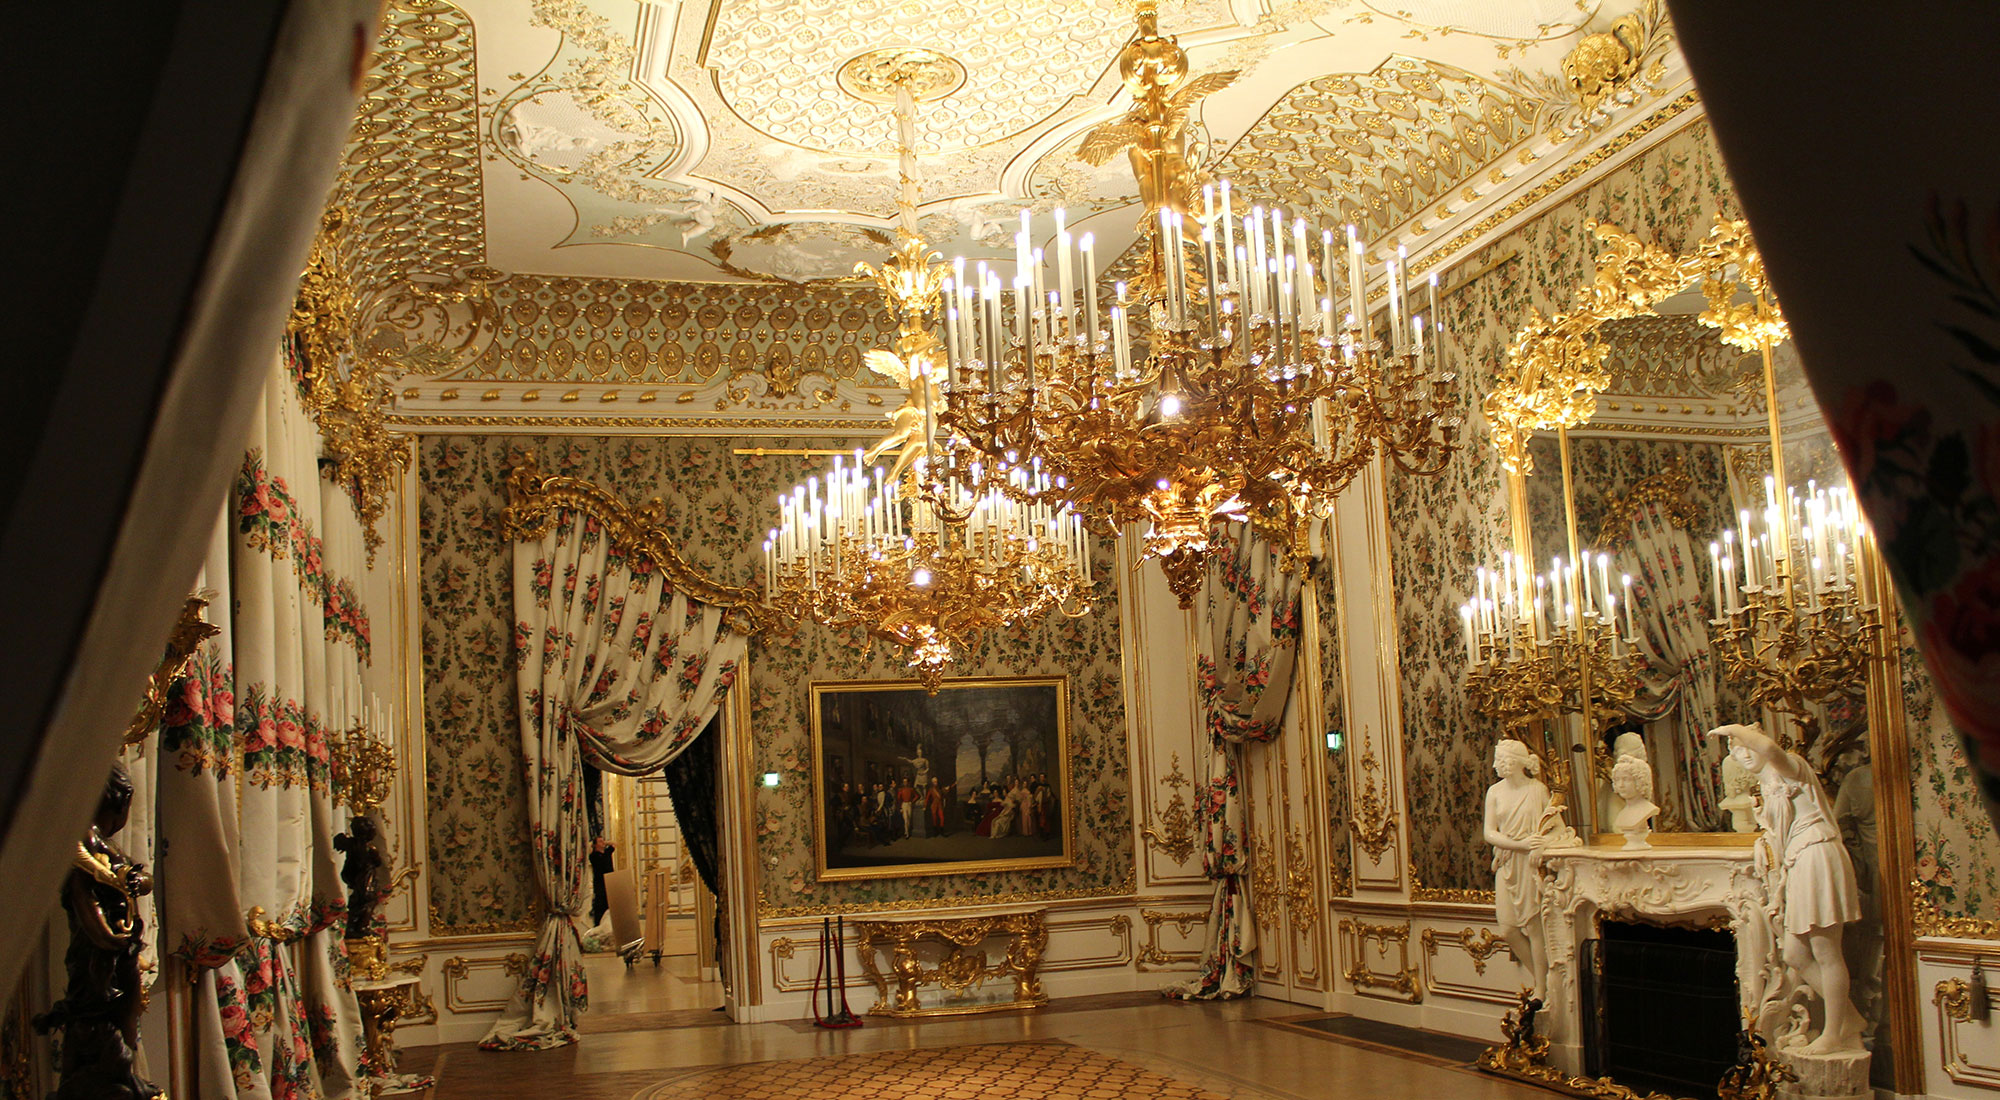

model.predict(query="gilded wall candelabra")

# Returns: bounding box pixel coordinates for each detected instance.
[1705,479,1882,763]
[1463,550,1648,796]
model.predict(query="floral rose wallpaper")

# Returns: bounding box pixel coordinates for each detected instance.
[1387,119,1743,892]
[418,433,1132,932]
[1907,618,2000,919]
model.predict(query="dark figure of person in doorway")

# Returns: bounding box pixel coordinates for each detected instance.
[589,836,616,924]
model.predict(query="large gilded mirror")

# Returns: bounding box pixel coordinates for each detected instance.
[1482,219,1917,1088]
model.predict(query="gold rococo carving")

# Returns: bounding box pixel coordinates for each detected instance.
[440,953,531,1015]
[1338,917,1419,998]
[852,911,1047,1017]
[1139,752,1197,865]
[1422,926,1511,976]
[1914,879,2000,941]
[1136,908,1206,970]
[1489,216,1787,475]
[501,456,781,637]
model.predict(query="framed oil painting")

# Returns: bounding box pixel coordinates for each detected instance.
[809,676,1073,882]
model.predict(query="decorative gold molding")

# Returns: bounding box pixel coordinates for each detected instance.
[1351,739,1395,863]
[1409,869,1497,905]
[1421,927,1510,976]
[1338,917,1419,999]
[1938,976,1976,1023]
[126,594,220,746]
[1135,908,1206,970]
[424,905,541,939]
[755,874,1137,920]
[1139,752,1197,865]
[1283,827,1319,933]
[440,953,530,1015]
[501,456,779,636]
[1914,879,2000,941]
[1934,974,2000,1088]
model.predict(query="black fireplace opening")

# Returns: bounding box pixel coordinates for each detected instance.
[1581,920,1740,1100]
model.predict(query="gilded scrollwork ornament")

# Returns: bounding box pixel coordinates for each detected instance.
[1139,752,1198,865]
[502,455,782,637]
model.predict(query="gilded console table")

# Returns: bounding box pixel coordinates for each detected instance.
[852,910,1048,1017]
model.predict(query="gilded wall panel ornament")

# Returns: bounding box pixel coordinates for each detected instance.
[1135,908,1206,970]
[1140,752,1198,865]
[1351,739,1397,863]
[440,953,532,1014]
[1421,926,1510,975]
[1338,917,1419,998]
[1410,870,1498,905]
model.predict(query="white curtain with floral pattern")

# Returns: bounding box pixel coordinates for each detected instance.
[148,350,372,1099]
[479,508,746,1051]
[1164,527,1303,1001]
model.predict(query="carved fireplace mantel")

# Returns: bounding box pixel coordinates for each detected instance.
[1539,843,1773,1073]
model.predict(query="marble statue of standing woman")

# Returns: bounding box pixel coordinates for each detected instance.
[1708,722,1865,1054]
[1485,739,1562,1000]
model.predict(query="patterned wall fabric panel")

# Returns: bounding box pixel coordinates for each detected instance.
[418,434,1133,931]
[1907,618,2000,921]
[1385,120,1741,892]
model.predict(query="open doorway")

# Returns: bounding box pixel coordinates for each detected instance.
[577,716,725,1022]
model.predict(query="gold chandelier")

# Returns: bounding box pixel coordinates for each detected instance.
[932,0,1460,606]
[762,63,1094,691]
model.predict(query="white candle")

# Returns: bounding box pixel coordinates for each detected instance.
[1081,233,1099,346]
[1055,208,1073,336]
[1709,541,1723,618]
[1462,605,1477,666]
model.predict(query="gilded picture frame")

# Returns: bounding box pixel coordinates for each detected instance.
[809,676,1074,882]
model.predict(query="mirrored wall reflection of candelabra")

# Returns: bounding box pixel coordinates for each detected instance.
[1706,476,1882,759]
[1461,550,1648,785]
[763,451,1094,692]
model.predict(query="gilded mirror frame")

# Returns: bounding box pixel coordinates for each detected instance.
[1488,217,1802,844]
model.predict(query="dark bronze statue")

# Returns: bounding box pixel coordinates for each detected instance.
[334,815,386,938]
[33,764,162,1100]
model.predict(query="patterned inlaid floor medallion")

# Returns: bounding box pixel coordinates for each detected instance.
[629,1039,1229,1100]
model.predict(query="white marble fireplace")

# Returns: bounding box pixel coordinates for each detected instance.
[1538,843,1773,1075]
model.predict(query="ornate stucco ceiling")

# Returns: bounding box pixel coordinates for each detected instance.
[351,0,1698,426]
[461,0,1683,285]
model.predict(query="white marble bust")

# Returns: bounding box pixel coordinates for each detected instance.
[1609,754,1658,850]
